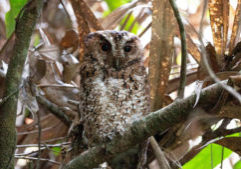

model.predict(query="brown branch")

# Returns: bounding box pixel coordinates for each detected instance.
[150,136,171,169]
[63,82,225,169]
[36,95,72,126]
[76,0,103,31]
[167,71,198,94]
[69,0,103,62]
[169,0,187,98]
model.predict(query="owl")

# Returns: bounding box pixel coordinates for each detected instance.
[79,30,150,146]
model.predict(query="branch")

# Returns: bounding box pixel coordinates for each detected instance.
[36,95,72,126]
[63,82,225,169]
[169,0,187,98]
[0,0,43,168]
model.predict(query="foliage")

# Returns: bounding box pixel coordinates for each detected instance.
[103,0,139,34]
[0,0,241,169]
[104,0,131,11]
[183,144,232,169]
[5,0,28,38]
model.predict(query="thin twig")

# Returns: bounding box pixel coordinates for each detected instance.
[199,0,208,35]
[37,84,78,88]
[0,83,24,106]
[15,156,61,165]
[36,111,41,169]
[36,95,72,126]
[17,142,71,148]
[128,8,144,32]
[17,125,57,135]
[43,136,67,143]
[138,22,151,37]
[15,148,45,156]
[120,12,132,30]
[169,0,187,99]
[150,136,171,169]
[59,0,72,24]
[220,146,224,169]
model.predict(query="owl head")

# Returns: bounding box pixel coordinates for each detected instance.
[84,30,144,71]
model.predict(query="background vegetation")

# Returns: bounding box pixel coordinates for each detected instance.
[0,0,241,169]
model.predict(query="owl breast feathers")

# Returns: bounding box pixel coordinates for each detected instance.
[79,30,150,145]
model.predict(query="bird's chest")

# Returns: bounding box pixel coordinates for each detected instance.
[83,74,147,119]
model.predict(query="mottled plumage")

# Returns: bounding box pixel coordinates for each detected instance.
[79,30,149,145]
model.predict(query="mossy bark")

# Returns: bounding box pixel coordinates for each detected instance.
[0,1,43,168]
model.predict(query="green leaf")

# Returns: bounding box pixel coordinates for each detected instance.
[33,34,40,47]
[104,0,131,11]
[234,161,241,169]
[182,144,232,169]
[120,15,139,34]
[5,0,28,38]
[103,0,139,34]
[51,146,61,156]
[226,132,240,137]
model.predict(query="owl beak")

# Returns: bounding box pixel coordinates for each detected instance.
[113,58,121,70]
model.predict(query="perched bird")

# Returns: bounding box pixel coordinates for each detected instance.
[79,30,150,145]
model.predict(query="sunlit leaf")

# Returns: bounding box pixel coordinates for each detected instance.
[5,0,28,38]
[120,14,139,34]
[102,0,143,30]
[225,132,240,137]
[233,161,241,169]
[104,0,131,11]
[183,144,232,169]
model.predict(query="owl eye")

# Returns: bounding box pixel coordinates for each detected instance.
[101,43,111,52]
[124,45,132,52]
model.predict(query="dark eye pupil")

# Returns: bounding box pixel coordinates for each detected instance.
[101,43,110,51]
[124,46,132,52]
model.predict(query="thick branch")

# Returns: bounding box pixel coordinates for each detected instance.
[64,82,225,169]
[0,0,43,168]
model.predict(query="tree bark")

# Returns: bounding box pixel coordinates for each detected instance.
[0,0,43,168]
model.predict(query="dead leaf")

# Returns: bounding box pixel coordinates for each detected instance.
[229,0,241,54]
[186,34,201,63]
[149,0,175,110]
[208,0,229,66]
[206,43,219,73]
[69,0,90,61]
[60,30,79,52]
[193,81,204,108]
[29,58,46,83]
